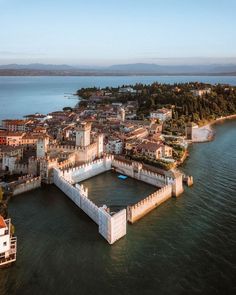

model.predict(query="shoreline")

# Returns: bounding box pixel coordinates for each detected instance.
[190,114,236,143]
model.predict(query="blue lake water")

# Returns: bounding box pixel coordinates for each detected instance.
[1,75,236,120]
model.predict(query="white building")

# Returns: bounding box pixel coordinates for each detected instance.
[0,216,17,267]
[105,138,123,154]
[150,108,172,122]
[118,87,136,94]
[191,88,211,97]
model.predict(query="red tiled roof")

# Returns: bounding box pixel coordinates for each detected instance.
[0,216,7,229]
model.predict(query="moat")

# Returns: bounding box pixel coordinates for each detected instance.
[0,120,235,294]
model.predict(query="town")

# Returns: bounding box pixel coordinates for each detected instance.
[1,81,236,266]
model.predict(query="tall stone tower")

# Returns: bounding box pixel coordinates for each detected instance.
[75,122,91,147]
[37,136,49,158]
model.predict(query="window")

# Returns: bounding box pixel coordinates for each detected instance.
[3,242,7,246]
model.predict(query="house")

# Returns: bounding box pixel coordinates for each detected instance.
[149,123,163,135]
[150,108,172,122]
[0,131,7,145]
[1,119,27,132]
[137,141,172,160]
[6,132,25,146]
[0,145,23,160]
[191,88,211,97]
[105,138,123,155]
[125,127,148,141]
[0,216,17,267]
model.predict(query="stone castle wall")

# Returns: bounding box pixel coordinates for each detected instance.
[62,156,113,184]
[112,159,168,188]
[53,155,184,240]
[127,184,172,223]
[12,175,41,196]
[53,168,126,244]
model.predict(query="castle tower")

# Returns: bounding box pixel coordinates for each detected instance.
[75,122,91,147]
[96,133,104,157]
[37,136,49,158]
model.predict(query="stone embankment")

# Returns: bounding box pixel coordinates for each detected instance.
[9,175,41,196]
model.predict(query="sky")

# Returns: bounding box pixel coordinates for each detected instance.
[0,0,236,66]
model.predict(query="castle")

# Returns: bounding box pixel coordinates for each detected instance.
[2,122,104,183]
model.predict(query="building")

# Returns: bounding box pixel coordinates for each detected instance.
[105,138,123,154]
[6,132,25,146]
[149,123,163,135]
[137,141,172,160]
[150,108,172,122]
[125,127,148,141]
[0,145,23,160]
[118,87,136,94]
[0,216,17,267]
[0,131,7,145]
[2,120,27,132]
[191,88,211,97]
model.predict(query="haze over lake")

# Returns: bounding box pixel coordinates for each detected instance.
[1,76,236,120]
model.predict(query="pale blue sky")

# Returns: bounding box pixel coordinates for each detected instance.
[0,0,236,65]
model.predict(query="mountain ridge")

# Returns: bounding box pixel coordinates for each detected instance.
[0,63,236,75]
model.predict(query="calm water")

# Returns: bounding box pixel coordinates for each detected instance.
[1,75,236,120]
[0,120,235,295]
[80,170,157,210]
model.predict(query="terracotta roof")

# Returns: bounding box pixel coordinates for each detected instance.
[2,119,26,125]
[138,141,162,152]
[0,216,7,229]
[6,132,25,137]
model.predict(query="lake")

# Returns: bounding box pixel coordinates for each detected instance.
[1,75,236,120]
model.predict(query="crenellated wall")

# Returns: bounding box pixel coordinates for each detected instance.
[127,184,172,223]
[99,207,127,244]
[53,168,126,244]
[11,175,41,196]
[49,142,99,162]
[53,155,185,242]
[62,156,113,184]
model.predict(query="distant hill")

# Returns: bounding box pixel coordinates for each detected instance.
[108,63,236,74]
[0,63,236,75]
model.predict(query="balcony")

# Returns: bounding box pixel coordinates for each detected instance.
[0,236,17,267]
